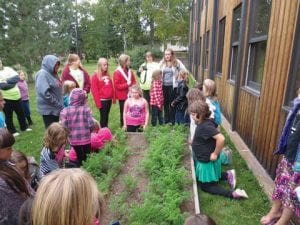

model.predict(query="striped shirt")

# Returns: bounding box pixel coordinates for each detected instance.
[40,147,59,176]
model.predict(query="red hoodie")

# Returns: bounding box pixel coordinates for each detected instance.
[113,67,136,100]
[91,72,114,108]
[61,65,91,93]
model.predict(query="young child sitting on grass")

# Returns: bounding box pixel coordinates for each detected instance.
[189,100,247,199]
[40,122,69,176]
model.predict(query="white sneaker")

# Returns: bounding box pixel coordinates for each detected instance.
[25,128,32,132]
[232,188,248,199]
[13,132,20,137]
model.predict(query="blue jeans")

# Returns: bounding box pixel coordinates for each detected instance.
[175,109,190,125]
[151,106,164,126]
[21,100,31,117]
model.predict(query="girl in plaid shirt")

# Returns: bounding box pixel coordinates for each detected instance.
[60,88,99,166]
[150,69,164,126]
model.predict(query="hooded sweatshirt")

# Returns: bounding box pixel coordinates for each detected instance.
[35,55,63,116]
[60,88,96,145]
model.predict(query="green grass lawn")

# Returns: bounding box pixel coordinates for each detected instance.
[12,60,270,225]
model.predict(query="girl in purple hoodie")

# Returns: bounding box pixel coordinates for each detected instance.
[60,88,99,166]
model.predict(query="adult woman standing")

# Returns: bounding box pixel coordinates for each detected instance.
[159,49,187,125]
[113,54,136,127]
[61,54,91,93]
[35,55,63,128]
[0,59,30,136]
[91,58,114,128]
[138,51,159,104]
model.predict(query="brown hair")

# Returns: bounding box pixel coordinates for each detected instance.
[145,51,154,60]
[43,123,69,151]
[184,214,217,225]
[152,69,162,81]
[32,169,104,225]
[0,128,15,148]
[188,100,211,121]
[10,150,30,180]
[0,160,31,197]
[130,84,143,97]
[187,88,206,105]
[203,79,217,98]
[163,48,178,67]
[67,54,80,65]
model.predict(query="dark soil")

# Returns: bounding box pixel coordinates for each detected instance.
[101,133,195,225]
[101,133,149,225]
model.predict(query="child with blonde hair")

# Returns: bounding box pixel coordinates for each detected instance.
[91,57,114,127]
[150,69,164,126]
[40,122,69,176]
[123,85,149,132]
[113,54,137,127]
[31,168,103,225]
[189,100,247,199]
[171,70,189,125]
[63,80,76,107]
[203,79,222,125]
[60,88,99,166]
[17,70,33,126]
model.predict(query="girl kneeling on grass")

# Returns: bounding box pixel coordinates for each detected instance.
[123,85,149,132]
[40,122,69,176]
[189,100,248,199]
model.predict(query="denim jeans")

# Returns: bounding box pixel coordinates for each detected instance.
[175,109,190,125]
[151,106,164,126]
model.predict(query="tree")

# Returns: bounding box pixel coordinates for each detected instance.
[0,0,74,81]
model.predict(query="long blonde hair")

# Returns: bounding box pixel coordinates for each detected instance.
[97,57,110,79]
[32,169,103,225]
[43,122,69,151]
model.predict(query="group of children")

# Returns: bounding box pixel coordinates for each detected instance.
[0,51,252,225]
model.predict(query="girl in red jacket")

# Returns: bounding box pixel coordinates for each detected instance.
[91,58,114,128]
[61,54,91,93]
[113,54,136,127]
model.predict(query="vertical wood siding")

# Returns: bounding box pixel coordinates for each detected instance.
[190,0,300,177]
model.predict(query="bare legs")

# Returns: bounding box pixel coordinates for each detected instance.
[260,200,282,224]
[261,200,295,225]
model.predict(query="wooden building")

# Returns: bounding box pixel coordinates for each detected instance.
[189,0,300,178]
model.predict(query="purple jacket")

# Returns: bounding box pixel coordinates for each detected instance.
[60,88,96,145]
[17,80,29,101]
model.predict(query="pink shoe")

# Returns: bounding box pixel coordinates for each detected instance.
[232,188,248,199]
[227,169,236,189]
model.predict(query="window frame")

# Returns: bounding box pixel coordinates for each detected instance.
[244,0,272,92]
[216,17,226,74]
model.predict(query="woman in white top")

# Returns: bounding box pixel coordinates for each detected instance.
[61,54,91,93]
[137,51,159,105]
[159,48,186,125]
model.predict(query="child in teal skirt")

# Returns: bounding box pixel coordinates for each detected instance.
[189,100,248,199]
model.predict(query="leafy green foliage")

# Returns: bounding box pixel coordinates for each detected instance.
[83,129,128,194]
[126,46,162,70]
[126,126,191,225]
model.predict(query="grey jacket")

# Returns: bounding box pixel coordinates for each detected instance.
[35,55,63,116]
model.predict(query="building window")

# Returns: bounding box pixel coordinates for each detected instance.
[229,5,242,81]
[216,17,226,74]
[245,0,272,91]
[204,31,210,69]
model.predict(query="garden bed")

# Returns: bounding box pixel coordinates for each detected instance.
[85,126,195,225]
